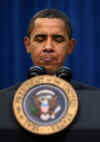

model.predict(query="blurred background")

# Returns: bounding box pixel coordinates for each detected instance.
[0,0,100,89]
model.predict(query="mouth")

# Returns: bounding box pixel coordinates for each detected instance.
[40,56,57,63]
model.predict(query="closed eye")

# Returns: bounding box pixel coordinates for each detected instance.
[52,35,65,43]
[34,34,46,42]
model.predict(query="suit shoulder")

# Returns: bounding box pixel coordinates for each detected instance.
[70,80,98,90]
[0,83,21,95]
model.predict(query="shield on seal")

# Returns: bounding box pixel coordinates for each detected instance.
[41,104,49,113]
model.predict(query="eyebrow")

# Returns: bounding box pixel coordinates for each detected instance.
[52,34,65,38]
[34,34,47,38]
[34,34,65,37]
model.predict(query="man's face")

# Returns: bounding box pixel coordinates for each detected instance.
[25,18,75,74]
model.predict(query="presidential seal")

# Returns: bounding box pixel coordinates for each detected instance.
[13,75,78,135]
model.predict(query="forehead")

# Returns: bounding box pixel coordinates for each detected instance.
[31,18,67,35]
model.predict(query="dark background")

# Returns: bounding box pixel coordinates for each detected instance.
[0,0,100,89]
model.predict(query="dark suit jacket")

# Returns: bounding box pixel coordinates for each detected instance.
[0,79,97,95]
[0,79,100,142]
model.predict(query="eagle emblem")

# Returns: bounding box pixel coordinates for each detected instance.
[31,90,61,121]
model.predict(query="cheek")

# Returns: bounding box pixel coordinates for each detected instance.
[30,43,40,55]
[31,50,40,61]
[30,47,43,64]
[57,47,67,60]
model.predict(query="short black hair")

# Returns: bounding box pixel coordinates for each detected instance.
[27,9,72,39]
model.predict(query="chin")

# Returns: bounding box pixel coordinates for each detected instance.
[35,63,62,74]
[44,66,59,75]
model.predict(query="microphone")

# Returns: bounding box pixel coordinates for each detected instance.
[27,66,72,82]
[56,66,72,82]
[27,66,47,79]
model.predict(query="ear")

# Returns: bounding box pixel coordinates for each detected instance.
[24,36,31,53]
[67,38,75,54]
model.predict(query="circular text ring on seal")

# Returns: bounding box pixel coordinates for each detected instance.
[13,75,78,135]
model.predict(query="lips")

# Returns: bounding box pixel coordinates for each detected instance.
[42,57,54,62]
[40,56,57,63]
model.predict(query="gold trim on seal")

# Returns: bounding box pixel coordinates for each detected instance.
[13,75,78,135]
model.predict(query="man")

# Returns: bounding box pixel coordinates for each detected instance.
[1,9,96,91]
[0,8,100,141]
[24,9,75,75]
[24,8,95,90]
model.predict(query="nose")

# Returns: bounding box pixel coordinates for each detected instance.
[43,38,54,53]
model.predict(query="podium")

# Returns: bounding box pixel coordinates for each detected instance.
[0,84,100,142]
